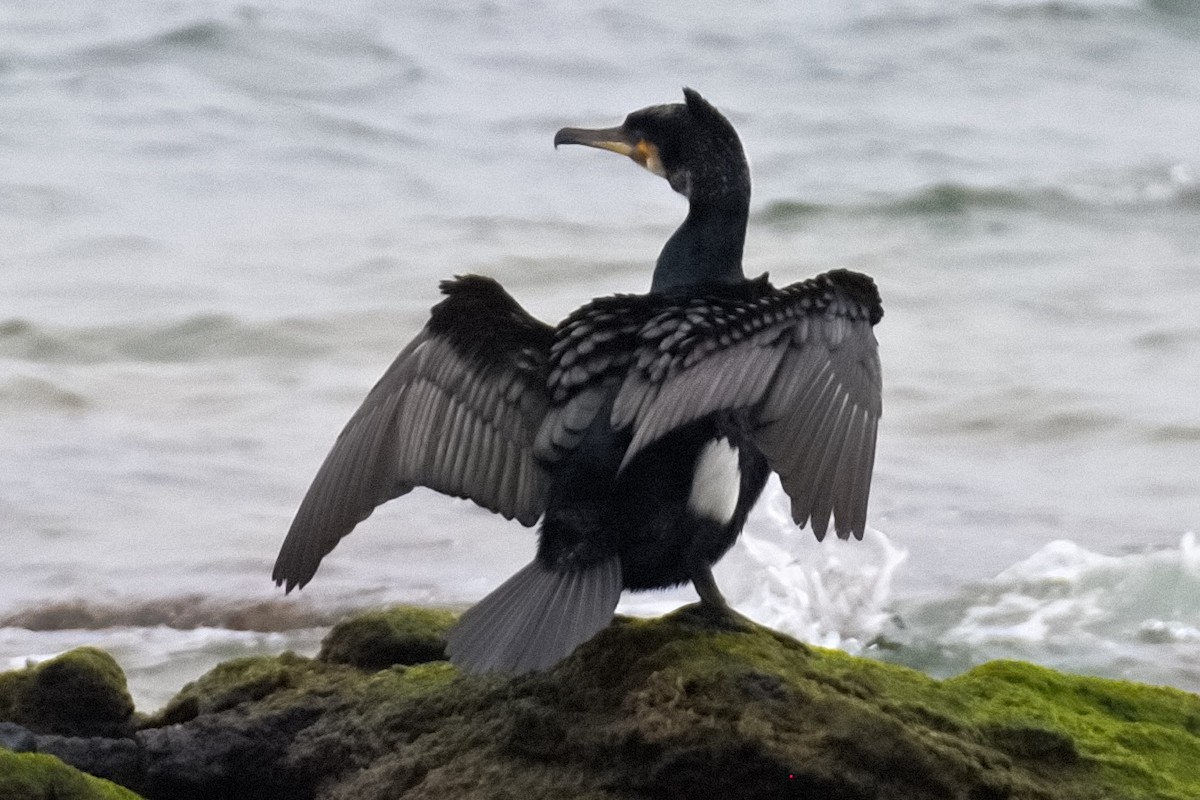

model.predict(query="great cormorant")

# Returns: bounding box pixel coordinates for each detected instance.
[272,89,883,673]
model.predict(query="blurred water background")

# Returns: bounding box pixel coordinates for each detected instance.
[2,0,1199,709]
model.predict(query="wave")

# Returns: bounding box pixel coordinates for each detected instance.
[146,20,227,52]
[757,167,1200,223]
[1146,0,1200,16]
[0,183,92,221]
[0,376,89,411]
[0,314,341,365]
[879,533,1200,692]
[758,184,1042,223]
[732,527,906,653]
[843,0,1181,42]
[26,13,422,104]
[4,527,1199,698]
[1147,424,1200,443]
[81,16,402,67]
[973,0,1143,20]
[918,387,1124,442]
[623,479,910,654]
[976,0,1200,22]
[0,596,355,633]
[856,0,1177,27]
[629,480,1200,693]
[49,20,236,70]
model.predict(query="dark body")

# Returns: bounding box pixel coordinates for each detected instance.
[273,90,884,673]
[538,284,777,593]
[548,410,770,592]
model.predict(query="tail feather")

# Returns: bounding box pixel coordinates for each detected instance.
[446,558,622,673]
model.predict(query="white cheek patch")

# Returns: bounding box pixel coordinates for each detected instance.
[643,149,666,178]
[687,438,741,524]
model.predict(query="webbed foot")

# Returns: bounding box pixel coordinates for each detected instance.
[680,561,755,631]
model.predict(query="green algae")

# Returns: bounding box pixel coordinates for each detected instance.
[146,646,459,729]
[3,605,1199,799]
[0,647,134,737]
[147,650,360,726]
[147,606,1199,799]
[0,749,144,800]
[318,606,455,669]
[946,661,1200,800]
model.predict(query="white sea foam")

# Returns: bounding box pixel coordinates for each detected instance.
[720,480,906,653]
[620,478,908,654]
[728,526,905,652]
[7,525,1200,712]
[625,481,1200,694]
[884,532,1200,692]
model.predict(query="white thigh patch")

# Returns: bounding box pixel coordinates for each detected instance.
[687,439,741,524]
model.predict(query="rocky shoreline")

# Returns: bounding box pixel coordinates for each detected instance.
[2,605,1199,799]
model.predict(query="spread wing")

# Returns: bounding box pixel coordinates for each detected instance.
[273,275,555,591]
[610,269,883,540]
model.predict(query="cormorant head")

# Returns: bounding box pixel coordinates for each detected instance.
[555,88,750,211]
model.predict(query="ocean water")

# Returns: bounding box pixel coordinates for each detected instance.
[2,0,1199,710]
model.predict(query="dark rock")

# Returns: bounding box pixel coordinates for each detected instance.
[0,720,37,752]
[36,734,141,788]
[136,705,324,800]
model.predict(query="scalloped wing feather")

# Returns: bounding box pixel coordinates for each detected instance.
[273,276,554,591]
[612,269,883,541]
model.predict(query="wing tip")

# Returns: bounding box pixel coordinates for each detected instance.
[272,574,305,594]
[271,555,315,594]
[272,575,300,594]
[794,508,868,543]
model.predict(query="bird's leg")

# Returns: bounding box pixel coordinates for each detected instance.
[690,561,731,612]
[688,561,754,630]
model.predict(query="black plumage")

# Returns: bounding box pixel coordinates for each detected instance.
[273,89,883,673]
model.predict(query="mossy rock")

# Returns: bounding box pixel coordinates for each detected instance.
[0,749,144,800]
[136,605,1200,800]
[945,660,1200,799]
[12,607,1200,799]
[0,648,134,737]
[318,606,454,669]
[144,650,359,727]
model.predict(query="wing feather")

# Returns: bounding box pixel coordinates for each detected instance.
[774,368,839,521]
[806,393,852,539]
[273,276,554,591]
[832,406,868,539]
[534,383,612,462]
[612,269,883,540]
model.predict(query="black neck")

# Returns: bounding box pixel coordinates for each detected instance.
[650,200,749,294]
